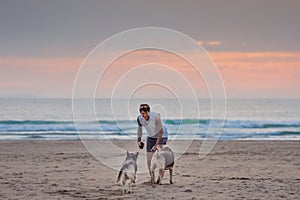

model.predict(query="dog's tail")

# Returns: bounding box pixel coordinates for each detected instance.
[117,170,123,182]
[117,164,127,182]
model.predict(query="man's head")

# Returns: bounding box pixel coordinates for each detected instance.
[139,104,150,120]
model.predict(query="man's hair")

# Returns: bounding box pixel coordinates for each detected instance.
[139,104,150,113]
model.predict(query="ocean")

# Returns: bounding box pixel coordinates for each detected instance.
[0,98,299,140]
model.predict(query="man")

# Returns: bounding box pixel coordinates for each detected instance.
[137,104,168,179]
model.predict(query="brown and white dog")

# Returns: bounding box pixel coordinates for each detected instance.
[117,151,139,193]
[150,146,174,185]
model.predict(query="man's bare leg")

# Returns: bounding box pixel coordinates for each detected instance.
[147,152,154,183]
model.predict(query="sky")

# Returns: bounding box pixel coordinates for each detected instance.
[0,0,299,98]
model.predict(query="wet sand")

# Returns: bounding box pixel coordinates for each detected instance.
[0,140,299,199]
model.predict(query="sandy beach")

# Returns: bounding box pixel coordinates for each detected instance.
[0,140,299,200]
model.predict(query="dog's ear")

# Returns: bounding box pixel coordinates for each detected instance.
[127,150,129,156]
[156,146,161,151]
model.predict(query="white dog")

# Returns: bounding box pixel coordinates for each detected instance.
[150,146,174,185]
[117,151,138,193]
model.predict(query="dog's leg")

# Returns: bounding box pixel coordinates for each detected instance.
[128,180,131,193]
[132,173,136,184]
[156,169,164,184]
[169,167,173,184]
[160,168,165,179]
[150,171,155,184]
[150,171,155,185]
[124,179,131,193]
[123,181,127,194]
[123,175,126,193]
[156,173,160,184]
[150,162,156,185]
[122,174,126,186]
[124,181,128,193]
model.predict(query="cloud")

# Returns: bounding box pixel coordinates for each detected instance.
[0,51,299,98]
[198,40,222,46]
[208,52,300,97]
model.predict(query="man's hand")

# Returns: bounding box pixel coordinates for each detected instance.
[151,144,158,151]
[138,141,144,149]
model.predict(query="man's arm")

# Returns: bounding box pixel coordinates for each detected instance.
[155,129,163,145]
[153,114,163,149]
[137,117,142,142]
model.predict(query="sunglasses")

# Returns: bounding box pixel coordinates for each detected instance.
[140,104,149,109]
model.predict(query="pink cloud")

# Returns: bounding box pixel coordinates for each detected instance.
[198,40,222,46]
[0,51,299,98]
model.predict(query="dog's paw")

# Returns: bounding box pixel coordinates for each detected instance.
[123,190,131,194]
[156,177,161,185]
[170,180,173,184]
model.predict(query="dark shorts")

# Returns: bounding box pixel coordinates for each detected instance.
[146,137,168,152]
